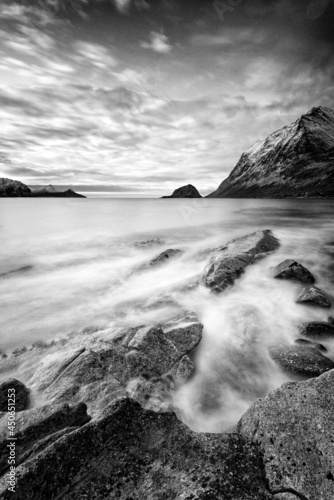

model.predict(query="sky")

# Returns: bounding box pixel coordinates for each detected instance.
[0,0,333,197]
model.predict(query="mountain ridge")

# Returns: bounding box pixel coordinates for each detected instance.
[0,178,86,198]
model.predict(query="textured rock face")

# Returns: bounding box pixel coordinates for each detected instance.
[298,321,334,339]
[273,259,315,283]
[0,178,31,197]
[238,369,334,500]
[269,344,334,377]
[203,229,279,293]
[0,379,29,412]
[296,285,331,307]
[0,398,273,500]
[162,184,202,198]
[209,106,334,198]
[294,338,327,352]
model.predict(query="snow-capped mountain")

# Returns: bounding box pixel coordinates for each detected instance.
[209,106,334,198]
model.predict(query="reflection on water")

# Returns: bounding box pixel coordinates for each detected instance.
[0,198,333,431]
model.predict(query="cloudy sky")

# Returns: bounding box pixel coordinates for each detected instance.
[0,0,333,197]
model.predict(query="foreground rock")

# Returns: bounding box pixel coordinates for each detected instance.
[269,344,334,378]
[0,398,273,500]
[298,321,334,339]
[296,285,331,307]
[294,338,327,352]
[203,230,279,293]
[273,259,315,283]
[0,379,29,412]
[238,369,334,499]
[162,184,202,198]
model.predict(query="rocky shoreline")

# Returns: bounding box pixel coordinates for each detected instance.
[0,229,333,499]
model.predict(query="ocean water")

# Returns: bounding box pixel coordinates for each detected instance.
[1,198,334,431]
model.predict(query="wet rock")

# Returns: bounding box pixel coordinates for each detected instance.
[203,230,279,293]
[296,285,331,307]
[175,355,195,383]
[269,344,334,378]
[0,402,90,476]
[0,379,29,412]
[298,321,334,339]
[149,248,182,266]
[0,398,273,500]
[328,316,334,325]
[134,238,164,248]
[273,259,315,283]
[162,312,203,353]
[238,368,334,500]
[294,338,327,352]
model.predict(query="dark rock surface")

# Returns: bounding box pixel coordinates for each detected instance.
[0,178,86,198]
[0,379,29,412]
[162,184,202,198]
[238,369,334,500]
[294,338,327,352]
[203,229,279,293]
[208,106,334,198]
[273,259,315,283]
[298,321,334,339]
[0,398,273,500]
[328,316,334,325]
[269,344,334,378]
[296,285,331,307]
[149,248,182,266]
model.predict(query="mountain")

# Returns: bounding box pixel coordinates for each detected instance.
[209,106,334,198]
[162,184,202,198]
[0,178,86,198]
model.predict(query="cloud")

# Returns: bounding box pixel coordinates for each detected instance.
[141,31,172,54]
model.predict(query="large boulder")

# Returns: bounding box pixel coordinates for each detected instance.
[296,285,331,307]
[298,321,334,339]
[273,259,315,283]
[0,379,29,412]
[238,369,334,500]
[294,338,327,352]
[0,398,273,500]
[269,344,334,378]
[203,230,279,293]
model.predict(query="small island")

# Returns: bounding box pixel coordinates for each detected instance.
[0,178,86,198]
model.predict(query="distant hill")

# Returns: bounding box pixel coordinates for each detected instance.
[208,106,334,198]
[0,178,86,198]
[162,184,202,198]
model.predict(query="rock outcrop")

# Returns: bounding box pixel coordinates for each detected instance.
[208,106,334,198]
[273,259,315,283]
[298,321,334,339]
[238,369,334,500]
[296,285,331,307]
[0,178,86,198]
[162,184,202,198]
[269,344,334,378]
[294,338,327,352]
[203,229,279,293]
[0,379,29,412]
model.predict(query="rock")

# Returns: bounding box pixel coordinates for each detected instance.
[208,106,334,199]
[162,184,202,198]
[273,259,315,283]
[0,402,90,475]
[203,230,280,293]
[296,285,331,307]
[0,177,86,198]
[149,248,182,266]
[134,238,164,248]
[0,398,273,500]
[237,368,334,500]
[0,178,31,197]
[328,316,334,325]
[294,338,327,352]
[0,379,29,412]
[269,344,334,378]
[162,312,203,353]
[298,321,334,339]
[175,355,195,383]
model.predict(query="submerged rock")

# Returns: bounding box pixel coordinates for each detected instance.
[298,321,334,339]
[203,229,279,293]
[296,285,331,307]
[0,398,273,500]
[238,368,334,500]
[269,344,334,378]
[294,338,327,352]
[0,379,29,412]
[273,259,315,283]
[149,248,182,266]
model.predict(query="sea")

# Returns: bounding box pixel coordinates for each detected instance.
[0,198,334,431]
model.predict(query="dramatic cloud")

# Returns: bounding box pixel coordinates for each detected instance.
[0,0,333,196]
